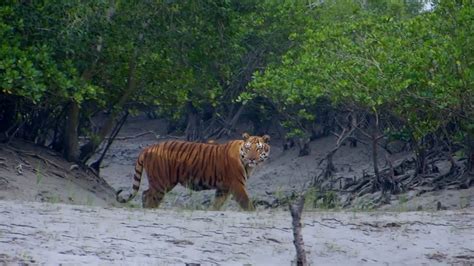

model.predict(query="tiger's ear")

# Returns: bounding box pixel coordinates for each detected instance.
[262,134,270,143]
[242,132,250,141]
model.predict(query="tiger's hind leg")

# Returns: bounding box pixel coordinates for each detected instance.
[212,189,230,210]
[143,170,178,208]
[142,189,164,208]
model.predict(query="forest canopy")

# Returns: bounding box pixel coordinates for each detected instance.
[0,0,472,177]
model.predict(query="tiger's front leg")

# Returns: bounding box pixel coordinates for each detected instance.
[231,185,255,211]
[212,189,230,210]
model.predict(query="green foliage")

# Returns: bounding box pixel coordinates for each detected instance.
[0,3,102,105]
[0,0,471,165]
[252,0,472,145]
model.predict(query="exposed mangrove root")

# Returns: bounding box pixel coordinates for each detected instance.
[343,155,472,207]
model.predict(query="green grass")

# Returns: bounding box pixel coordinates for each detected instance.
[304,187,341,210]
[459,196,470,209]
[66,181,76,203]
[85,194,94,206]
[46,194,61,204]
[35,163,44,185]
[351,197,376,211]
[125,201,140,209]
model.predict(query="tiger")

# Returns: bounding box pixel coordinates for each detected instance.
[116,133,270,211]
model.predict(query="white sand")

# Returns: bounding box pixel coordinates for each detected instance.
[0,200,472,265]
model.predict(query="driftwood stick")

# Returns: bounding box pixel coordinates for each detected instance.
[289,196,307,266]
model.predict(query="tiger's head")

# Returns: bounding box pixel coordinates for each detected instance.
[239,133,271,168]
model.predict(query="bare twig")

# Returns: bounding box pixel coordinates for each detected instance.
[113,131,155,140]
[314,113,359,185]
[289,196,307,266]
[6,121,26,145]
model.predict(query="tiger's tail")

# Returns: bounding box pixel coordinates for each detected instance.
[116,151,145,203]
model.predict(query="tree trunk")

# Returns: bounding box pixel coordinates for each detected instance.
[0,96,17,141]
[415,145,427,175]
[372,129,380,185]
[370,112,383,193]
[297,137,311,157]
[468,142,474,174]
[467,130,474,174]
[185,102,201,141]
[64,101,80,162]
[79,49,138,162]
[229,104,245,129]
[216,104,246,138]
[325,151,337,177]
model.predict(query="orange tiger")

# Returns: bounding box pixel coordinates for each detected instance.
[116,133,270,210]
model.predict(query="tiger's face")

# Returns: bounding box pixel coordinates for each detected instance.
[240,133,271,168]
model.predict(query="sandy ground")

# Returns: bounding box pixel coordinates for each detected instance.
[1,200,473,265]
[0,142,116,207]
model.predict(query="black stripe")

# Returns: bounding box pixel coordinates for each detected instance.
[208,146,216,186]
[188,146,199,167]
[180,144,191,162]
[167,143,179,180]
[174,143,185,182]
[212,145,218,181]
[134,175,141,181]
[175,165,180,181]
[192,146,204,178]
[132,184,140,190]
[168,141,179,154]
[199,145,207,174]
[174,142,185,157]
[210,175,215,187]
[183,144,195,165]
